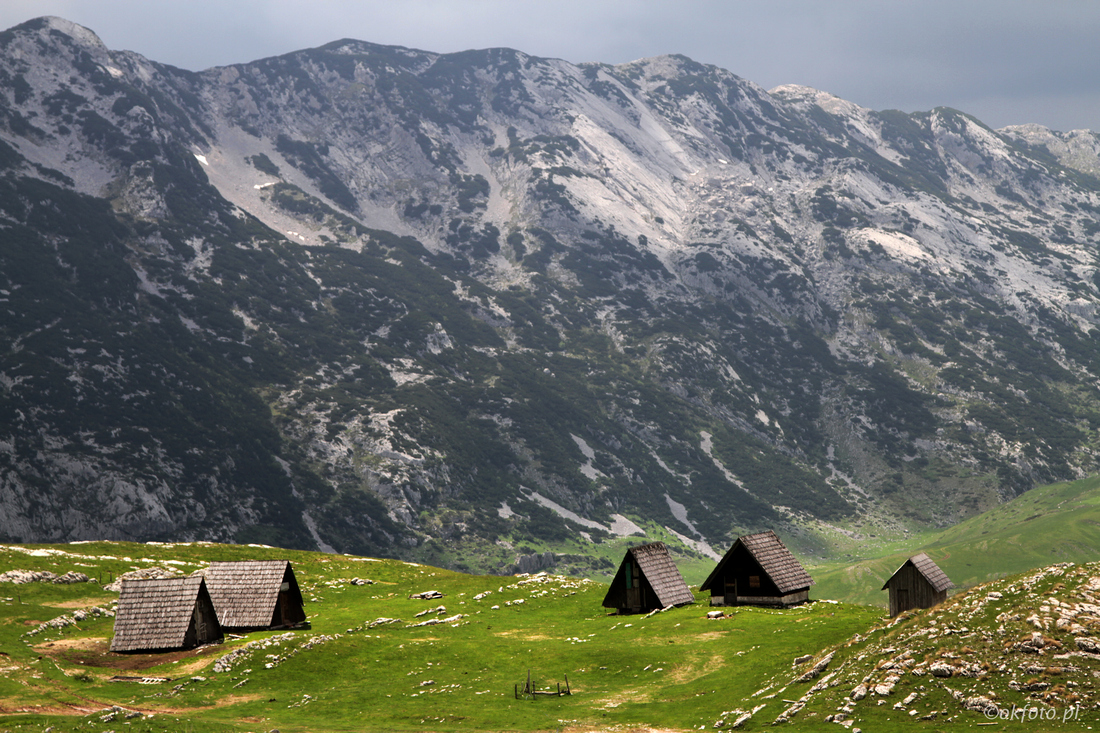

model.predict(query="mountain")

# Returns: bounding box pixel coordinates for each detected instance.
[3,16,1100,570]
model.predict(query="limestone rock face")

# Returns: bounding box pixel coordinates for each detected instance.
[3,16,1100,564]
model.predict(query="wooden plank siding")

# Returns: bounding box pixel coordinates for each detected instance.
[602,542,694,614]
[111,576,222,653]
[203,560,306,631]
[700,530,814,608]
[882,553,953,616]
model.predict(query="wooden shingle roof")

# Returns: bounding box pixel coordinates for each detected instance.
[204,560,300,629]
[740,531,815,593]
[627,542,695,607]
[701,530,815,594]
[111,576,210,652]
[882,553,953,592]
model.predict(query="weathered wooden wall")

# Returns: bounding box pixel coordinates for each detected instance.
[886,564,947,616]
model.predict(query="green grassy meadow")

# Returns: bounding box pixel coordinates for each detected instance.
[5,475,1100,731]
[0,541,879,732]
[810,474,1100,605]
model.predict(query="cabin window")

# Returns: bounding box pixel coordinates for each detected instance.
[749,575,761,588]
[625,563,632,590]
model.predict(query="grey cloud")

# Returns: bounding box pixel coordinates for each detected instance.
[1,0,1096,131]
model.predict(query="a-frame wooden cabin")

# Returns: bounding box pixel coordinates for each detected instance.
[602,542,695,614]
[700,530,814,607]
[203,560,306,631]
[110,576,222,653]
[882,553,953,616]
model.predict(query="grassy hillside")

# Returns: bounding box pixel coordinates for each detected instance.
[0,541,879,732]
[4,477,1100,731]
[763,560,1100,731]
[811,475,1100,605]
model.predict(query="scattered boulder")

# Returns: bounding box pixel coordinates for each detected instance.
[0,570,90,584]
[409,590,444,600]
[731,711,754,729]
[410,617,443,628]
[0,570,58,584]
[929,662,954,678]
[1011,631,1057,654]
[773,700,804,724]
[794,651,834,683]
[1075,636,1100,654]
[368,618,401,628]
[962,695,999,716]
[408,614,465,628]
[22,606,113,638]
[414,605,447,618]
[715,706,761,729]
[104,567,181,592]
[873,681,895,696]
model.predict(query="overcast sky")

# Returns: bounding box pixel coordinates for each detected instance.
[4,1,1099,133]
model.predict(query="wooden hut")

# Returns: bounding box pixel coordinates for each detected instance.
[882,553,953,616]
[602,542,695,614]
[203,560,306,631]
[110,576,221,653]
[700,530,814,607]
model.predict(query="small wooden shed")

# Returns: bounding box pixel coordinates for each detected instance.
[602,542,695,614]
[110,576,222,653]
[203,560,306,631]
[882,553,953,616]
[700,530,814,607]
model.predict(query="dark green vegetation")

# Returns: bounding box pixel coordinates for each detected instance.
[5,17,1100,575]
[0,541,880,732]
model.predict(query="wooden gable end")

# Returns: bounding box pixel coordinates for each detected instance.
[882,554,952,616]
[601,542,693,613]
[205,560,305,630]
[111,576,222,653]
[707,543,783,598]
[701,530,813,607]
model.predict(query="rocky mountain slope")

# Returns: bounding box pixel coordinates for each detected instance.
[753,561,1100,728]
[3,16,1100,568]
